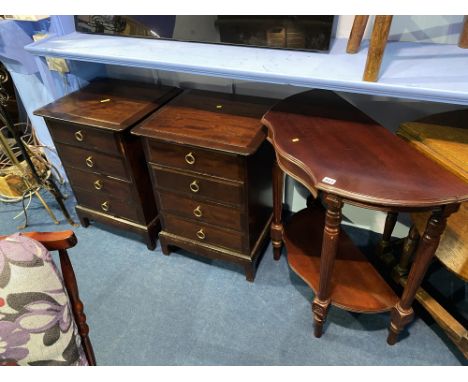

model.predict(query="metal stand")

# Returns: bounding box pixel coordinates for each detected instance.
[0,66,76,228]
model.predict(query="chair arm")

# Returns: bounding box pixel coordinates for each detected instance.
[0,230,77,251]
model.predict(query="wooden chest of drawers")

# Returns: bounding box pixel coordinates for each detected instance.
[132,89,277,281]
[34,79,181,249]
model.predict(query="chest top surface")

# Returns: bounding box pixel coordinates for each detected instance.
[34,78,180,131]
[262,90,468,208]
[132,89,277,155]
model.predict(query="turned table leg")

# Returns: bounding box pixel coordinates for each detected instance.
[363,15,393,82]
[377,211,398,257]
[313,194,343,338]
[347,15,370,53]
[387,204,459,345]
[393,224,420,278]
[271,160,284,261]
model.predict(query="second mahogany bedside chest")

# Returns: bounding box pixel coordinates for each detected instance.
[132,89,277,281]
[34,79,181,249]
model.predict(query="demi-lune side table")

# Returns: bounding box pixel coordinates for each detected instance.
[261,89,468,344]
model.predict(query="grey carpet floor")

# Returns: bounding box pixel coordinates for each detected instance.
[0,189,466,365]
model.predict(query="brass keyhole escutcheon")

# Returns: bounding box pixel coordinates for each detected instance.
[193,205,202,217]
[185,152,195,165]
[196,229,205,240]
[85,156,94,168]
[75,130,84,142]
[94,180,103,190]
[101,201,110,212]
[190,180,199,193]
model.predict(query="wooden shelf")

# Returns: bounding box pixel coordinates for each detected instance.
[284,206,398,313]
[25,32,468,105]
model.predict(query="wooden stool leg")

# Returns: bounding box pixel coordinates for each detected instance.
[58,249,96,365]
[271,160,284,261]
[377,211,398,257]
[459,16,468,48]
[312,194,343,338]
[347,15,370,53]
[393,224,420,278]
[387,204,459,345]
[363,15,393,82]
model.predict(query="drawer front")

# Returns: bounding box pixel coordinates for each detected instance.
[66,166,133,202]
[152,166,243,206]
[164,214,244,253]
[47,120,120,155]
[147,140,243,181]
[158,191,244,232]
[74,188,140,222]
[56,143,129,180]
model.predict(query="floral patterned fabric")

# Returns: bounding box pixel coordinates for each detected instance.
[0,233,88,366]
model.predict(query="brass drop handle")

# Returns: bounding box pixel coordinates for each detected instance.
[75,130,84,142]
[94,180,103,190]
[196,229,205,240]
[85,156,94,168]
[193,205,202,217]
[185,152,195,165]
[189,180,199,193]
[101,201,110,212]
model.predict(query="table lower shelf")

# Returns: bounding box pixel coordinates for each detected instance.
[284,206,399,313]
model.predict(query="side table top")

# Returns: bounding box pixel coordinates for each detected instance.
[262,90,468,208]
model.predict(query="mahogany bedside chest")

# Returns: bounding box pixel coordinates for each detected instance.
[132,89,277,281]
[34,79,181,249]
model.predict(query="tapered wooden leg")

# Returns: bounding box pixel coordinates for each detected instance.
[271,160,284,261]
[143,231,157,251]
[244,263,255,282]
[77,212,90,228]
[377,211,398,257]
[58,249,96,365]
[312,194,343,338]
[363,15,393,82]
[346,15,370,53]
[387,204,459,345]
[459,16,468,48]
[160,236,171,256]
[393,224,420,278]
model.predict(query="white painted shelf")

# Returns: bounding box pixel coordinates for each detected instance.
[25,32,468,105]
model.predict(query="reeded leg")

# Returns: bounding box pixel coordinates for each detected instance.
[377,211,398,257]
[387,204,459,345]
[312,194,343,338]
[363,15,393,82]
[271,160,284,261]
[393,224,419,278]
[346,15,370,53]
